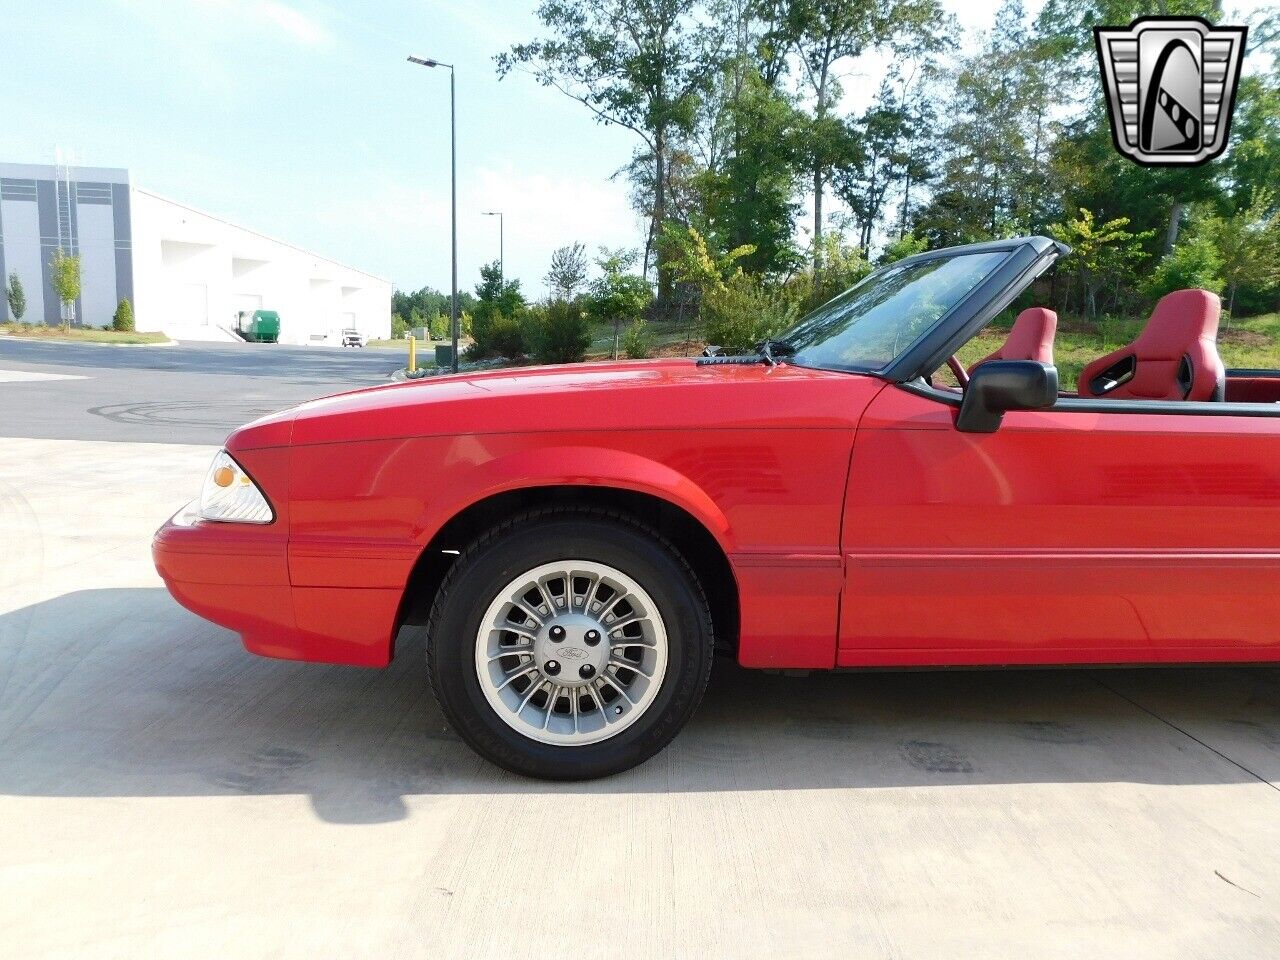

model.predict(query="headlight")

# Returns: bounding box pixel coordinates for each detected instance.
[199,450,274,524]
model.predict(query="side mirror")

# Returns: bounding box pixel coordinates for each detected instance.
[956,360,1058,433]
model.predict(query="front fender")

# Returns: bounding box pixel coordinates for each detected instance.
[419,442,734,552]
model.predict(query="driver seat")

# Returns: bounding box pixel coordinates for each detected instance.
[1078,289,1224,402]
[971,307,1057,370]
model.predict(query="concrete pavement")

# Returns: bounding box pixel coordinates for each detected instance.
[0,338,403,444]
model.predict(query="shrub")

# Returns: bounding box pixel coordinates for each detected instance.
[877,232,929,266]
[112,298,135,332]
[468,307,527,359]
[493,313,528,358]
[787,235,873,312]
[391,312,408,338]
[1145,234,1224,302]
[702,273,801,352]
[620,319,652,359]
[529,300,592,364]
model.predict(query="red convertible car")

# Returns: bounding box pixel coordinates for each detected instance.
[154,236,1280,779]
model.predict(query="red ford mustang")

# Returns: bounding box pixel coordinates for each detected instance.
[154,237,1280,779]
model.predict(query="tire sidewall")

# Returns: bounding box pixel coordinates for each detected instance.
[429,516,711,779]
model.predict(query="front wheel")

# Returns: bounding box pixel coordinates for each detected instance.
[426,509,714,780]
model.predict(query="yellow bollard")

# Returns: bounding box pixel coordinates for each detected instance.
[408,335,417,374]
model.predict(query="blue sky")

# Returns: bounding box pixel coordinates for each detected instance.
[2,0,1272,296]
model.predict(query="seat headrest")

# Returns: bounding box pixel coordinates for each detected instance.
[1001,307,1057,360]
[971,307,1057,370]
[1133,289,1221,358]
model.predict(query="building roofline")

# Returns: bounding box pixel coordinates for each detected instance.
[0,162,130,184]
[134,186,392,285]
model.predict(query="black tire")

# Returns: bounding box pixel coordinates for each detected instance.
[425,507,714,780]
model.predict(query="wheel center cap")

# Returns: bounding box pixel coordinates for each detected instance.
[535,613,608,687]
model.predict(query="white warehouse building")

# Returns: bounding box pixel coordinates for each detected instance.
[0,162,391,344]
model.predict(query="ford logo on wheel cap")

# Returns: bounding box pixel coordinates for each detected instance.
[559,646,588,660]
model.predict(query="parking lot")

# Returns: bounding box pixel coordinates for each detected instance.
[2,339,1279,958]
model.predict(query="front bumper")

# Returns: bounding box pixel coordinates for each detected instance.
[152,501,304,661]
[153,502,404,667]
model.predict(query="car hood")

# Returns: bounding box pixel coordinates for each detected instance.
[227,358,883,450]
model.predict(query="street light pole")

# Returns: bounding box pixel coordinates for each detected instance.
[482,211,504,287]
[407,54,459,373]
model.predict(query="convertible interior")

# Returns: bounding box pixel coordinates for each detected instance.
[939,288,1280,405]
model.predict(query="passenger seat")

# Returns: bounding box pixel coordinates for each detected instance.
[1078,289,1224,402]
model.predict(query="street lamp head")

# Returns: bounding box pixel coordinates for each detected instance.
[482,211,500,216]
[407,55,440,67]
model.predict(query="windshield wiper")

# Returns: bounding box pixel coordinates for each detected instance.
[695,339,795,367]
[756,338,795,366]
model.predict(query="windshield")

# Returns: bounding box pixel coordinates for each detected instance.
[782,250,1010,373]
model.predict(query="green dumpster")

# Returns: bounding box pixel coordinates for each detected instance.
[434,344,454,367]
[237,310,280,343]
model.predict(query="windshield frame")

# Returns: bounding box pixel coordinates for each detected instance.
[782,236,1067,383]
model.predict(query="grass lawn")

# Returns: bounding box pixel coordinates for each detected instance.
[0,322,170,345]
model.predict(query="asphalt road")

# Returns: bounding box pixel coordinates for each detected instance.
[0,337,404,444]
[2,342,1280,957]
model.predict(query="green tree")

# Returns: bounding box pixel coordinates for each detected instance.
[470,261,529,359]
[112,298,134,332]
[391,312,408,339]
[914,0,1048,244]
[1146,233,1224,301]
[545,243,590,301]
[49,249,82,328]
[693,61,805,274]
[393,286,477,327]
[500,0,719,303]
[1047,208,1153,318]
[1222,75,1280,220]
[784,0,948,258]
[1199,190,1280,316]
[836,80,905,253]
[6,272,25,322]
[589,248,654,359]
[427,308,448,340]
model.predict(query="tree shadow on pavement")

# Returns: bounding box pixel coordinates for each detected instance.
[2,589,1279,825]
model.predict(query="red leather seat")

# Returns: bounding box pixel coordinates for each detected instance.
[972,307,1057,370]
[1078,289,1224,402]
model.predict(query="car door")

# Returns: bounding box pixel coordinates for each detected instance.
[839,385,1280,666]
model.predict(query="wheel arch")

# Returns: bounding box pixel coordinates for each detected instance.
[396,483,740,662]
